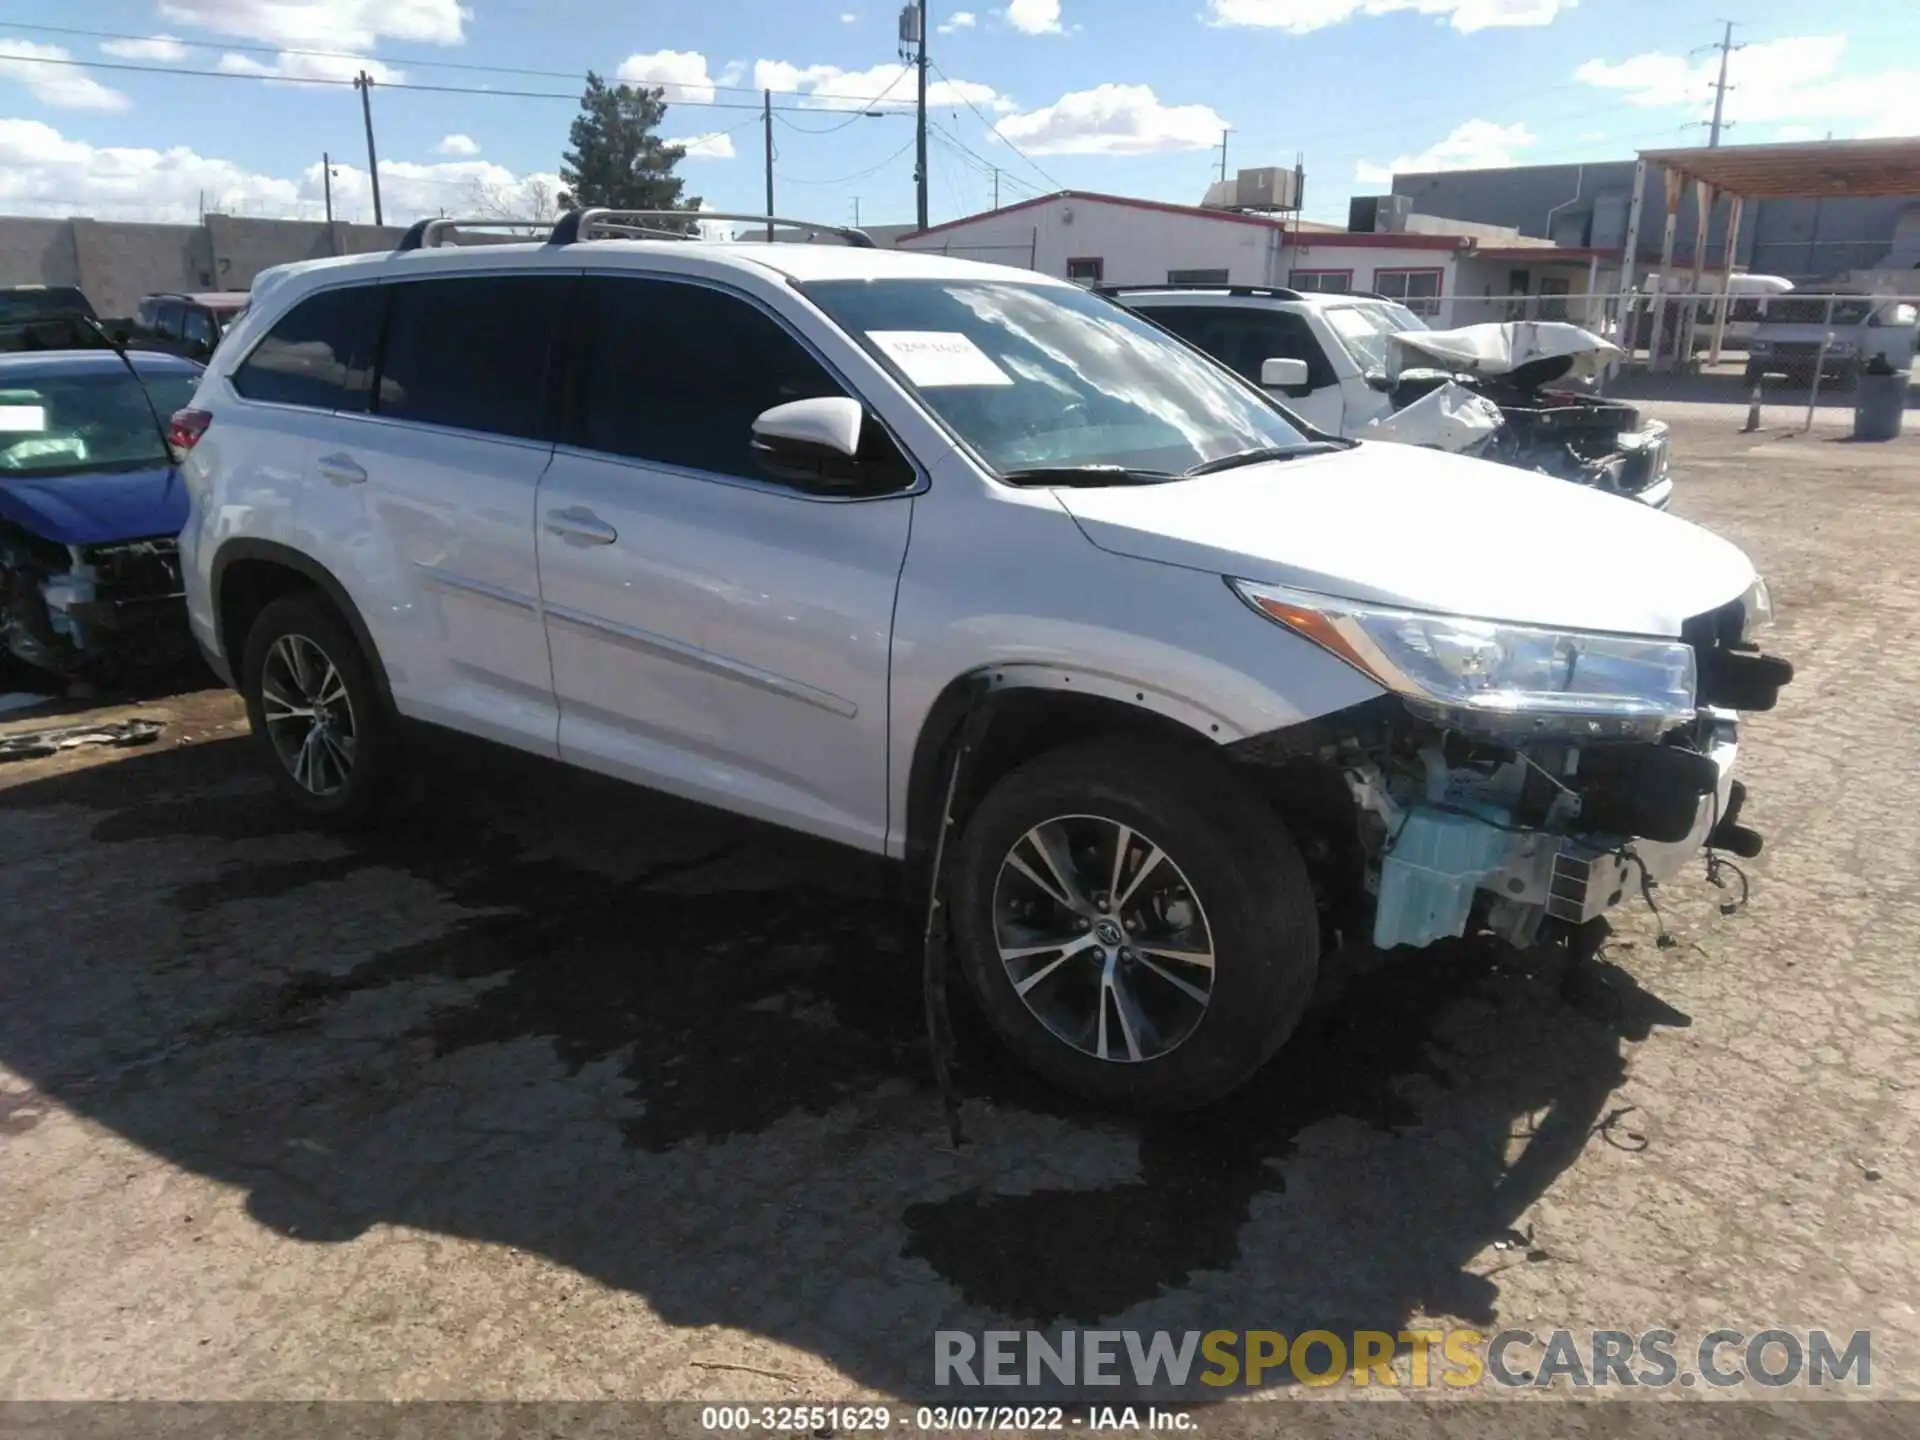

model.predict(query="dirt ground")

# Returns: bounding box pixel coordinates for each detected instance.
[2,396,1916,1415]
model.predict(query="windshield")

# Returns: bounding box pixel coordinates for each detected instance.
[800,278,1311,478]
[0,287,94,323]
[0,368,199,477]
[1323,302,1426,374]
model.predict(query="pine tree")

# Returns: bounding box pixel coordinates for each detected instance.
[559,71,701,221]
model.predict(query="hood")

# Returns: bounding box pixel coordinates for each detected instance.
[1054,443,1754,638]
[1390,321,1622,390]
[0,464,187,547]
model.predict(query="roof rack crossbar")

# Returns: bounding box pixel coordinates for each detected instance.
[395,217,553,252]
[548,208,876,248]
[1093,282,1306,302]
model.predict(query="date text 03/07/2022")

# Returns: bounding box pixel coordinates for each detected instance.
[699,1405,1195,1432]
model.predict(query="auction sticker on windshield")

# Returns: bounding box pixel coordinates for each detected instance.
[866,331,1013,387]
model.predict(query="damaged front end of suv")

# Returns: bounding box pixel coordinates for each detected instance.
[1231,575,1791,956]
[1387,322,1675,509]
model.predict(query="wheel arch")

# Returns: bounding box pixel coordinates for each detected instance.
[901,666,1237,881]
[211,539,395,709]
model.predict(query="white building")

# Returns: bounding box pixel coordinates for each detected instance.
[897,190,1632,328]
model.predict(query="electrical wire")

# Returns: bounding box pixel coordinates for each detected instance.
[927,59,1063,192]
[0,18,944,108]
[780,135,917,186]
[774,65,914,134]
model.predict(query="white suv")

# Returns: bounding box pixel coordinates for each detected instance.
[174,210,1792,1110]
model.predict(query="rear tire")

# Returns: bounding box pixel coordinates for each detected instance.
[951,739,1319,1111]
[240,592,391,827]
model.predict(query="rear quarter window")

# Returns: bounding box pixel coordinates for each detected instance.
[231,285,381,412]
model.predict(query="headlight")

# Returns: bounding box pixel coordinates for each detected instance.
[1232,580,1698,739]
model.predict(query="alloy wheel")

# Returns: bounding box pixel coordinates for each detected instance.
[990,814,1216,1064]
[260,633,357,797]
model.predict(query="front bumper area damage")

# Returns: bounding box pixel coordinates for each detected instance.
[1236,602,1793,955]
[1,525,191,677]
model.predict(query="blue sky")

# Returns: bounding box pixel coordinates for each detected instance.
[0,0,1916,229]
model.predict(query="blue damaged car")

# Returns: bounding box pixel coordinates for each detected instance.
[0,349,204,680]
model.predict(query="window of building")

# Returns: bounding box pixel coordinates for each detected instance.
[1166,268,1230,285]
[1289,270,1353,293]
[1065,257,1104,283]
[372,275,567,441]
[1372,267,1444,317]
[231,285,382,412]
[572,276,880,487]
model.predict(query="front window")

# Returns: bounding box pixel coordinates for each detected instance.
[800,278,1312,478]
[1322,302,1427,376]
[0,368,198,476]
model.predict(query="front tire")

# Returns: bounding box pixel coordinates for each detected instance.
[240,592,391,826]
[951,739,1319,1111]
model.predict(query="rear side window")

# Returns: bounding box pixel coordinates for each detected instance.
[1146,306,1336,390]
[372,275,564,441]
[232,285,380,412]
[571,276,845,479]
[155,302,185,341]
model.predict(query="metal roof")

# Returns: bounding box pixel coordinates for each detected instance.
[1637,136,1920,199]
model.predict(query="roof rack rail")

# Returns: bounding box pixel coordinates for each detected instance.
[394,217,552,252]
[1094,282,1305,302]
[548,208,876,248]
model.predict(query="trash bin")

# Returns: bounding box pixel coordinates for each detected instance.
[1853,359,1908,442]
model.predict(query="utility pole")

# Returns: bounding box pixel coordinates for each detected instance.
[1217,129,1230,183]
[763,89,775,242]
[852,196,862,227]
[903,0,929,231]
[1704,21,1742,148]
[322,152,334,225]
[355,71,383,226]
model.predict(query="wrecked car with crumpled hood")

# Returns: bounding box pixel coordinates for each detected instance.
[1384,320,1675,508]
[0,349,203,680]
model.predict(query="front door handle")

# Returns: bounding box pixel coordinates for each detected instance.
[544,507,618,546]
[318,453,367,485]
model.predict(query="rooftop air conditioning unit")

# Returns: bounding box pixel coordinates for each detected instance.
[1234,166,1300,212]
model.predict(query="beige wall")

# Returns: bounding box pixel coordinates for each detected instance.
[0,213,406,318]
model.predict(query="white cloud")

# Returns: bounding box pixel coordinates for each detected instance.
[99,35,189,62]
[1005,0,1063,34]
[0,41,132,111]
[939,11,979,32]
[1353,118,1535,183]
[0,115,564,226]
[754,58,1009,113]
[1209,0,1571,34]
[217,50,403,83]
[1574,35,1920,139]
[436,133,480,156]
[155,0,468,50]
[668,131,737,160]
[840,11,860,22]
[616,49,717,106]
[995,83,1227,156]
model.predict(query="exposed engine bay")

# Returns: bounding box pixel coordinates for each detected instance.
[1385,322,1673,505]
[1,522,190,678]
[1236,590,1794,956]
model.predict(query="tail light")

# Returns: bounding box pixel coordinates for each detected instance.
[167,407,212,460]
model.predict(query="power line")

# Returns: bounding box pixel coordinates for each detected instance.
[927,58,1063,192]
[774,66,915,134]
[0,51,927,116]
[781,135,918,187]
[0,19,941,107]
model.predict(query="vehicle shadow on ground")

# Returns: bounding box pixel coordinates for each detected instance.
[0,733,1691,1401]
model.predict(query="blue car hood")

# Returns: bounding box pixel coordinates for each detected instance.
[0,464,187,546]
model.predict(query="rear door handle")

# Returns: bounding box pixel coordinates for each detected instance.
[318,453,367,485]
[544,507,618,546]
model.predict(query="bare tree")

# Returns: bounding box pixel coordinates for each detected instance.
[466,176,564,233]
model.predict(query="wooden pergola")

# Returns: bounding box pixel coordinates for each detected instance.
[1620,136,1920,365]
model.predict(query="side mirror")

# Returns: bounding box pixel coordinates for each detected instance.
[1260,357,1310,390]
[1364,370,1394,392]
[751,396,875,490]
